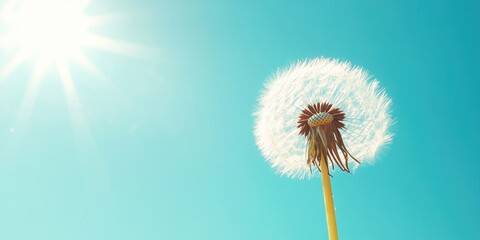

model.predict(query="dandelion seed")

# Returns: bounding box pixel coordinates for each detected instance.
[254,57,393,240]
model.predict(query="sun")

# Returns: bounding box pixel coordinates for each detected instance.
[3,0,89,64]
[0,0,145,79]
[1,0,94,68]
[0,0,147,138]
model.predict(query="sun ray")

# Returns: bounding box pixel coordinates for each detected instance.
[13,58,49,133]
[77,0,93,10]
[83,11,133,28]
[0,48,30,79]
[84,33,149,57]
[57,61,111,192]
[72,51,107,80]
[71,51,131,104]
[57,62,86,137]
[57,61,97,157]
[0,33,16,48]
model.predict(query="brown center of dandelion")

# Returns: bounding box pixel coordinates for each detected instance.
[297,102,360,174]
[308,112,334,127]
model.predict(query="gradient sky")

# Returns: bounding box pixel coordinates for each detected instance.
[0,0,479,239]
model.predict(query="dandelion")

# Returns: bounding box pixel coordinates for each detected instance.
[254,57,392,240]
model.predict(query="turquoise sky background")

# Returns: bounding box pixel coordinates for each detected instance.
[0,0,479,239]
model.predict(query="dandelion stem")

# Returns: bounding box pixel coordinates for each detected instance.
[320,154,338,240]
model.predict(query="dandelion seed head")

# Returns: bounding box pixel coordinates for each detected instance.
[254,57,393,179]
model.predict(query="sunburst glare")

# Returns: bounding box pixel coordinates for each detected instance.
[0,0,147,149]
[2,0,89,64]
[0,0,144,76]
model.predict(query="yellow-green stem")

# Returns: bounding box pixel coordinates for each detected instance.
[320,154,338,240]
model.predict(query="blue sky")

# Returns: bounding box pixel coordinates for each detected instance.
[0,0,479,239]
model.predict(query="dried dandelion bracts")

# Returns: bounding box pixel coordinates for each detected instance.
[254,58,392,240]
[298,102,359,174]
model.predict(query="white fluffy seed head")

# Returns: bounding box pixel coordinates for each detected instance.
[254,57,393,179]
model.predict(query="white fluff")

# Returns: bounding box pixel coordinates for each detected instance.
[254,58,393,179]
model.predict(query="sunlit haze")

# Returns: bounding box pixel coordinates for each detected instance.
[2,0,90,64]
